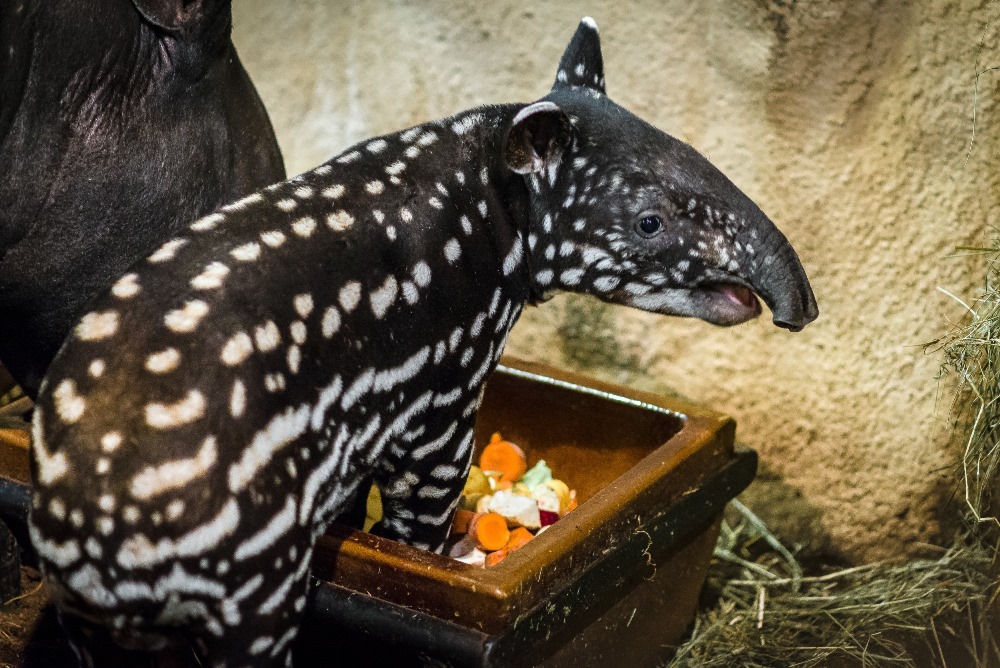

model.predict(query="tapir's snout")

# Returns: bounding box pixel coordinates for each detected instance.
[773,290,819,332]
[743,216,819,333]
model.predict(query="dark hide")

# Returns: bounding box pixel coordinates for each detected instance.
[0,0,285,396]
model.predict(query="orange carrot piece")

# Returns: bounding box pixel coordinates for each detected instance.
[469,512,510,552]
[505,526,534,552]
[485,548,508,567]
[564,490,578,514]
[452,508,477,535]
[479,434,527,484]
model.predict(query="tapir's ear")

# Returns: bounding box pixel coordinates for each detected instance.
[132,0,217,32]
[504,102,573,175]
[553,17,606,94]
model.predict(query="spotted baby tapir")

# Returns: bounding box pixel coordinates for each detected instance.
[28,17,817,667]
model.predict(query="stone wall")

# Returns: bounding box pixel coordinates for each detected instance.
[232,0,1000,562]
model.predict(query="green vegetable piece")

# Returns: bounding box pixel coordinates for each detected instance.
[521,459,552,490]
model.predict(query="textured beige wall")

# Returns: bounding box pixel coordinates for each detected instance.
[232,1,999,562]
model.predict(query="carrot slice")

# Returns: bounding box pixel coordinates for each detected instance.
[469,512,510,552]
[485,548,508,567]
[479,433,527,484]
[452,508,477,535]
[505,526,534,552]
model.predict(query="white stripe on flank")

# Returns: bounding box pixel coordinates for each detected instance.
[145,390,206,429]
[117,499,240,569]
[130,436,217,500]
[228,405,311,493]
[234,496,297,562]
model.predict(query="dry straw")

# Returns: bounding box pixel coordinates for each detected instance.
[667,242,1000,667]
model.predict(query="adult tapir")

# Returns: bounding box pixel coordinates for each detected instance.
[0,0,285,397]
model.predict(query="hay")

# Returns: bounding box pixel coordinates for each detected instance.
[666,241,1000,667]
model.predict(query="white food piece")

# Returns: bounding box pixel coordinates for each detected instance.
[488,490,541,530]
[531,485,561,513]
[453,548,486,567]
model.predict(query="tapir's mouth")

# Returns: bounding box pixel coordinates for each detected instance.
[702,283,762,323]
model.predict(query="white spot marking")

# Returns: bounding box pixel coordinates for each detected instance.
[76,310,119,341]
[222,192,264,211]
[54,380,86,423]
[146,348,181,374]
[101,432,123,453]
[230,380,247,417]
[260,230,286,248]
[444,238,461,263]
[165,300,209,333]
[292,216,317,237]
[190,213,225,232]
[254,321,281,352]
[190,262,230,290]
[326,211,355,232]
[149,238,188,263]
[287,345,301,374]
[221,332,254,366]
[111,273,140,298]
[322,184,346,199]
[370,275,399,319]
[412,261,431,287]
[339,282,362,312]
[321,307,341,338]
[230,242,261,262]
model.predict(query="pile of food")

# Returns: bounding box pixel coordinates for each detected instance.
[446,433,577,567]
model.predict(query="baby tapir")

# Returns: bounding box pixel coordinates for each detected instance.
[29,17,817,668]
[0,0,284,397]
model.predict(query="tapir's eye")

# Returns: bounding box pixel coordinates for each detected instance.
[636,215,663,237]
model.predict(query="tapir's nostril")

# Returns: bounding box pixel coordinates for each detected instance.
[774,319,804,332]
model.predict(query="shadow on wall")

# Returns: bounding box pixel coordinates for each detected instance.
[556,295,642,377]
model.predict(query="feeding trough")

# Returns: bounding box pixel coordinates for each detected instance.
[297,357,756,666]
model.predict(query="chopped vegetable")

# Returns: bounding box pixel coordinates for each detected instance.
[453,546,486,567]
[445,432,579,567]
[487,490,541,530]
[539,509,560,527]
[565,490,578,513]
[544,479,571,512]
[485,548,508,567]
[364,483,383,532]
[475,494,493,514]
[452,508,477,535]
[520,459,552,490]
[469,511,510,552]
[531,485,561,513]
[463,466,492,497]
[505,527,534,552]
[479,433,527,484]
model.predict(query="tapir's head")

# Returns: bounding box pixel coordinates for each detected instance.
[504,18,818,331]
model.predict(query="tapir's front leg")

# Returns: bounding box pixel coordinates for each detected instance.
[371,411,478,552]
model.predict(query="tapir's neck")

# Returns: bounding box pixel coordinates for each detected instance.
[281,103,538,319]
